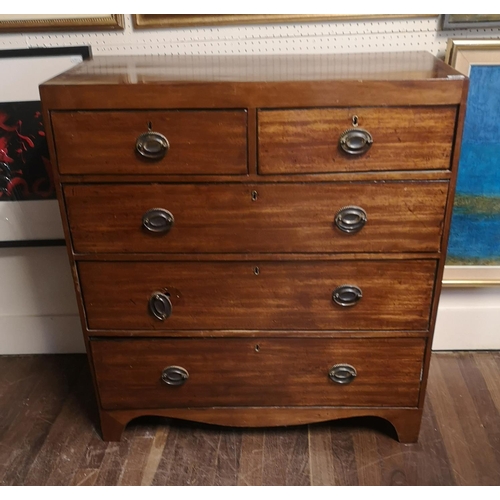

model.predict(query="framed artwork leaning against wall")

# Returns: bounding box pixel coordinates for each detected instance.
[0,46,91,246]
[443,40,500,286]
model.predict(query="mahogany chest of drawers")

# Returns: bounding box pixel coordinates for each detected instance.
[40,52,467,442]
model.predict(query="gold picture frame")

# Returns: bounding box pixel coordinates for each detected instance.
[132,14,436,30]
[443,39,500,287]
[442,14,500,30]
[0,14,124,33]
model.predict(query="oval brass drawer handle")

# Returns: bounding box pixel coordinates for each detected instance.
[161,366,189,386]
[335,206,367,233]
[332,285,362,307]
[339,128,373,155]
[135,131,169,160]
[149,292,172,320]
[329,364,357,385]
[142,208,174,234]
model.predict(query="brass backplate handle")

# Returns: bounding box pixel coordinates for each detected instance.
[339,128,373,155]
[329,364,357,384]
[135,131,169,160]
[332,285,363,307]
[161,366,189,386]
[149,292,172,320]
[142,208,174,234]
[335,206,367,233]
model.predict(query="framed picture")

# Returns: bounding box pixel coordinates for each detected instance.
[443,40,500,286]
[442,14,500,30]
[0,46,91,247]
[132,14,436,29]
[0,14,124,33]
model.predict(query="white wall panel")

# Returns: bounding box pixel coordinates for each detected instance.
[0,315,84,354]
[0,247,77,316]
[433,288,500,351]
[0,247,82,354]
[0,201,64,242]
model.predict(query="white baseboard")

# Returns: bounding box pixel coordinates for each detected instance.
[433,287,500,350]
[0,315,84,354]
[0,246,84,354]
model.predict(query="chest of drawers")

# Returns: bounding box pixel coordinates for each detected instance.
[40,52,467,442]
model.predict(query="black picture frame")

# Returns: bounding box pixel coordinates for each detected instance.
[0,46,91,248]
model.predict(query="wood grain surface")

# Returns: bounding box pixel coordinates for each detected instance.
[52,110,248,175]
[1,352,499,486]
[78,260,436,332]
[39,52,466,110]
[258,107,457,174]
[91,338,425,410]
[65,181,448,254]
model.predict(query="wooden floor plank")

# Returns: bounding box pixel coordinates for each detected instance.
[427,354,487,485]
[140,425,170,485]
[213,428,242,486]
[236,430,264,486]
[261,427,310,486]
[1,352,499,486]
[375,431,409,486]
[328,422,360,486]
[153,423,221,486]
[0,356,84,486]
[405,398,456,486]
[308,424,335,485]
[0,357,57,444]
[309,421,360,485]
[25,365,99,486]
[117,434,154,485]
[150,423,178,485]
[474,353,500,416]
[458,353,500,483]
[352,427,382,486]
[441,353,499,485]
[70,468,100,486]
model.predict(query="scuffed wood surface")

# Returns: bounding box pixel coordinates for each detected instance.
[79,260,436,332]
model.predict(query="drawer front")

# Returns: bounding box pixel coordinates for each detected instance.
[79,260,436,331]
[65,181,448,254]
[91,338,425,410]
[258,107,457,174]
[52,110,248,175]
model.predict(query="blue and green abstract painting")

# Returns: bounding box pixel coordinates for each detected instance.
[447,65,500,265]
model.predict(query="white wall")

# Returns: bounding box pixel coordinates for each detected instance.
[2,15,500,58]
[434,288,500,350]
[0,247,84,354]
[1,14,499,353]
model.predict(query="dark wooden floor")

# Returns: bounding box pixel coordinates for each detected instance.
[1,352,499,485]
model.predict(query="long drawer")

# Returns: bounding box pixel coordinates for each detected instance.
[258,106,457,174]
[65,182,448,254]
[79,260,436,331]
[91,337,425,410]
[51,110,248,175]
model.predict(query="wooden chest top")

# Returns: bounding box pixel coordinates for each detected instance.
[40,51,465,109]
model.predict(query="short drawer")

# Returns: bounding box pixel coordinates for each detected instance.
[51,110,248,175]
[79,260,436,332]
[91,337,425,410]
[65,181,448,254]
[258,106,457,174]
